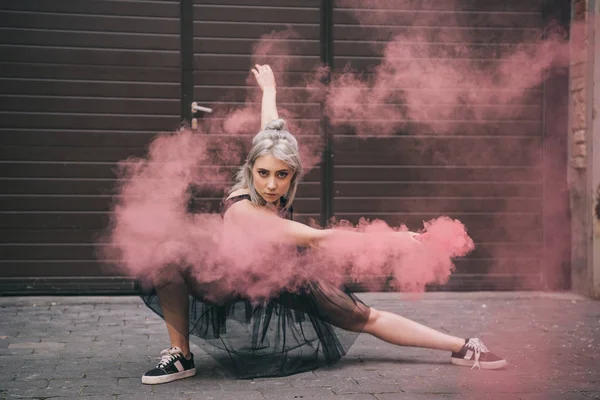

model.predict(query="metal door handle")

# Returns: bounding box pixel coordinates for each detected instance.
[191,102,213,129]
[191,102,213,113]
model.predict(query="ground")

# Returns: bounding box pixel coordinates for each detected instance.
[0,292,598,400]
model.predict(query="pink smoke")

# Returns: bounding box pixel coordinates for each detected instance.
[103,3,578,301]
[105,139,475,302]
[324,6,570,136]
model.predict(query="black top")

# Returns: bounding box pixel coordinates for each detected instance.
[221,194,293,220]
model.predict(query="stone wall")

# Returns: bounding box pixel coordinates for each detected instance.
[569,0,591,296]
[570,0,588,171]
[569,0,600,298]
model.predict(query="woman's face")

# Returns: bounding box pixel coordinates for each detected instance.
[252,154,293,205]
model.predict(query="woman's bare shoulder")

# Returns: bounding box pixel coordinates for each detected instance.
[226,188,250,201]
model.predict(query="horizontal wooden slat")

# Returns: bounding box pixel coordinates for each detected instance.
[192,86,319,103]
[452,258,542,275]
[0,206,327,229]
[330,104,541,122]
[0,229,106,244]
[333,182,541,197]
[193,71,318,87]
[0,1,179,18]
[336,0,543,12]
[0,97,179,116]
[0,45,179,67]
[0,28,179,51]
[331,121,542,136]
[0,195,320,213]
[332,111,542,126]
[327,88,542,103]
[0,130,166,147]
[0,277,139,294]
[194,38,319,56]
[0,163,322,181]
[194,55,320,72]
[0,78,180,98]
[0,143,321,162]
[334,166,542,182]
[334,9,543,29]
[335,41,540,59]
[335,26,542,43]
[0,262,107,277]
[195,22,319,40]
[0,63,180,82]
[334,198,542,213]
[193,6,319,23]
[334,137,542,166]
[0,179,322,196]
[0,213,112,229]
[195,0,319,6]
[333,57,545,73]
[0,11,179,34]
[0,114,180,131]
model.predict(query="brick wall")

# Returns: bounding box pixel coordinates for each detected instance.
[569,0,591,295]
[569,0,600,298]
[570,0,588,170]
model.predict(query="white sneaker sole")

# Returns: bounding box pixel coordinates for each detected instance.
[451,358,507,370]
[141,368,196,385]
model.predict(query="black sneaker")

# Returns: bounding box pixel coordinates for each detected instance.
[141,346,196,384]
[451,338,507,370]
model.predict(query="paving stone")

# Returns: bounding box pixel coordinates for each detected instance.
[0,294,597,399]
[115,395,175,400]
[0,348,33,356]
[260,386,339,400]
[80,378,153,397]
[8,342,65,351]
[375,395,454,400]
[332,380,405,395]
[515,392,594,400]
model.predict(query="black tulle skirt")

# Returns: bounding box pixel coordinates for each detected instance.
[141,278,371,378]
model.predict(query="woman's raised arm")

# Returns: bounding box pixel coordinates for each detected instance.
[251,64,279,130]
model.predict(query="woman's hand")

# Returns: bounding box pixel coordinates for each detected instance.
[396,231,422,244]
[252,64,276,92]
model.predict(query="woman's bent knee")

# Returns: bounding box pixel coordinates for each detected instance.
[363,307,381,334]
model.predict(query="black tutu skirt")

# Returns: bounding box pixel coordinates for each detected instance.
[141,280,370,378]
[140,194,371,378]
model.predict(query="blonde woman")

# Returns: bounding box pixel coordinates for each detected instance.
[140,64,506,384]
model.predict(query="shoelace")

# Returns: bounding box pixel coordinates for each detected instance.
[157,347,181,368]
[465,338,489,370]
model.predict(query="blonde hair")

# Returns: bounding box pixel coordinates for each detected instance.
[229,119,302,210]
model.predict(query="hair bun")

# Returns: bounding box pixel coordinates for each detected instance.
[265,118,287,131]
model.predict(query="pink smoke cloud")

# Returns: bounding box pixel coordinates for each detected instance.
[324,3,571,136]
[105,137,475,302]
[102,3,579,301]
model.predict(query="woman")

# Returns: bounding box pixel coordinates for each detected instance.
[140,64,506,385]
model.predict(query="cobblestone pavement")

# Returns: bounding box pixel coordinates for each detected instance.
[0,292,598,400]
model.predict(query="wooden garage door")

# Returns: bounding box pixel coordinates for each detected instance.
[0,0,181,292]
[331,0,561,290]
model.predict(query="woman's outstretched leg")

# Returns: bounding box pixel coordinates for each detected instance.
[141,279,197,385]
[363,307,507,369]
[363,308,463,352]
